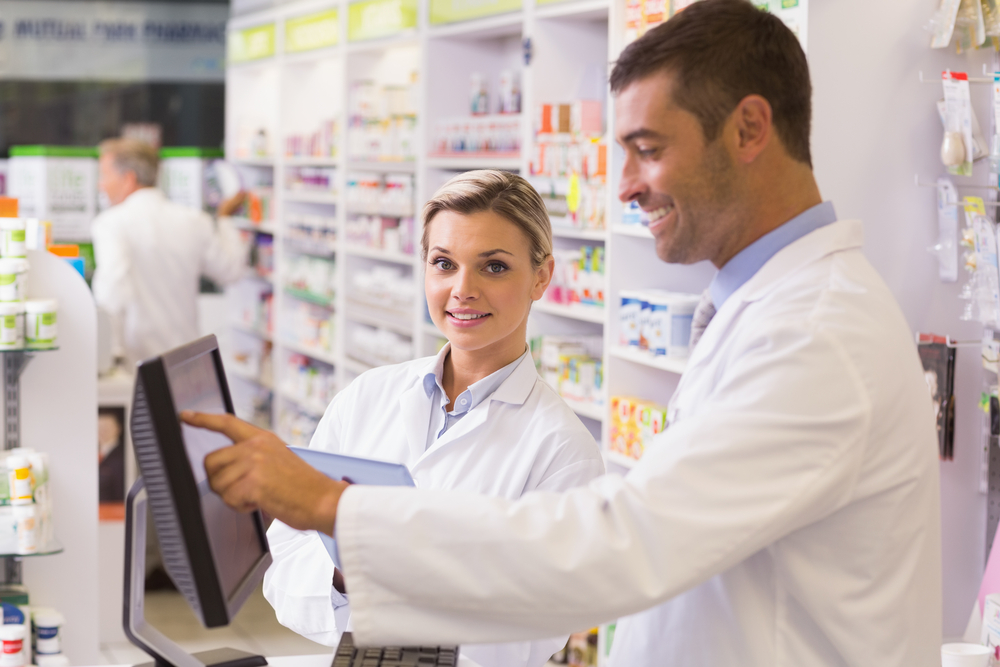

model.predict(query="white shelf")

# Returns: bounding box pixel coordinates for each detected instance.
[612,224,653,239]
[604,450,639,470]
[279,338,337,366]
[231,321,273,342]
[232,218,277,235]
[342,356,375,376]
[280,387,328,418]
[229,157,275,167]
[343,244,416,265]
[427,12,523,39]
[535,0,610,20]
[285,156,340,167]
[565,398,605,422]
[283,190,339,205]
[229,365,273,391]
[346,32,420,54]
[346,307,413,337]
[610,346,688,374]
[532,300,605,324]
[551,226,607,241]
[347,160,416,173]
[427,154,521,170]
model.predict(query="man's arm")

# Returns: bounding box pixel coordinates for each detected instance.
[181,411,348,534]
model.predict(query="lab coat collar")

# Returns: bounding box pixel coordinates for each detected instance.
[680,219,862,382]
[120,187,164,207]
[411,342,537,407]
[407,345,539,466]
[736,219,863,305]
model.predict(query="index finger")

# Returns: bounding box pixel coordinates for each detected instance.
[180,411,261,443]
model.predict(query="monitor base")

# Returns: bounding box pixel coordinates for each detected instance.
[123,481,270,667]
[134,648,268,667]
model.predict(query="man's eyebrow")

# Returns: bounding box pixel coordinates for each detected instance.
[620,128,665,144]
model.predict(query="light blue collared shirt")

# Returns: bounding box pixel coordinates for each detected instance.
[422,345,528,450]
[709,201,837,310]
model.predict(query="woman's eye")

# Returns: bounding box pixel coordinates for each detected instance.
[432,258,454,270]
[485,262,507,274]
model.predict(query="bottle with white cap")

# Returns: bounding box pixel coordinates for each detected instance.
[31,608,63,656]
[0,220,26,259]
[24,300,56,349]
[0,623,26,667]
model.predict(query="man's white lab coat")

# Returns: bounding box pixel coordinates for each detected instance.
[334,220,943,666]
[91,188,248,364]
[263,347,606,667]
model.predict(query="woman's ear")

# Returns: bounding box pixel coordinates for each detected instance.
[531,255,555,301]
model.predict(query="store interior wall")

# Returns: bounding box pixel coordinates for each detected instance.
[809,0,990,637]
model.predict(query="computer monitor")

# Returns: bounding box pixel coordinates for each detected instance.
[123,335,272,667]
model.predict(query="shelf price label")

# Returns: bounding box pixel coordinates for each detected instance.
[430,0,522,24]
[348,0,418,42]
[228,23,276,63]
[286,10,340,53]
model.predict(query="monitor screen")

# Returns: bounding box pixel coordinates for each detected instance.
[165,348,268,602]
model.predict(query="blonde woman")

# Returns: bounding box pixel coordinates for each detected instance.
[262,170,605,667]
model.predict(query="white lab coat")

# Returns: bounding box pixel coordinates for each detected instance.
[263,346,605,667]
[91,188,248,364]
[335,220,943,666]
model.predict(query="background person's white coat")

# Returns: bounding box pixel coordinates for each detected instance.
[263,347,605,667]
[91,187,248,364]
[335,220,943,666]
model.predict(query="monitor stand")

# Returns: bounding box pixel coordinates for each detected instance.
[123,480,269,667]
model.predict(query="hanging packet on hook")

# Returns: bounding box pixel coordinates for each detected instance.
[936,178,960,282]
[932,0,962,47]
[965,196,1000,324]
[943,72,974,175]
[955,0,987,52]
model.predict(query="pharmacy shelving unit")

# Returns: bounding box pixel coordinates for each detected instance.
[223,0,715,459]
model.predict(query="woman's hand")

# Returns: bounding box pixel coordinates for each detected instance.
[179,411,348,536]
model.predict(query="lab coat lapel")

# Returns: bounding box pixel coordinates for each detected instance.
[673,220,863,406]
[416,353,538,464]
[398,354,441,464]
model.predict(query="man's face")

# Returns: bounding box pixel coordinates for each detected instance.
[98,154,136,207]
[615,71,739,267]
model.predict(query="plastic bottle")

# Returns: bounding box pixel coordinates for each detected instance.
[0,624,26,667]
[24,300,56,349]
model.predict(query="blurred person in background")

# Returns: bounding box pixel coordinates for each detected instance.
[92,138,249,367]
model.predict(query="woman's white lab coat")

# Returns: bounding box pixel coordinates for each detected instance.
[263,346,605,667]
[332,220,943,667]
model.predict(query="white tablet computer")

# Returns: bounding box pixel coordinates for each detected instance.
[289,447,415,567]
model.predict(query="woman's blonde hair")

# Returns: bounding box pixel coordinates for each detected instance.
[421,170,552,268]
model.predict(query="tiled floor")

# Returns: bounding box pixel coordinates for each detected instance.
[99,585,329,665]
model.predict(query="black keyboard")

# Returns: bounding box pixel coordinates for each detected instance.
[332,631,459,667]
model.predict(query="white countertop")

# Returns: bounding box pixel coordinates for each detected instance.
[91,652,482,667]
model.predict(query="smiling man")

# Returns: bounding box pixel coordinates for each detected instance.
[185,1,942,665]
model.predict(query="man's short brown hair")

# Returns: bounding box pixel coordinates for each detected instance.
[610,0,812,167]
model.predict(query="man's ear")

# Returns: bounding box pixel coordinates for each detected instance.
[729,94,772,165]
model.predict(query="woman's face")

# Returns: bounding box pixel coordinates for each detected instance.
[425,209,552,359]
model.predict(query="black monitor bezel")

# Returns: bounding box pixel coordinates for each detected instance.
[135,335,272,628]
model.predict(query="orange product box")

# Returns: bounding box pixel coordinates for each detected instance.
[610,396,640,459]
[0,198,17,218]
